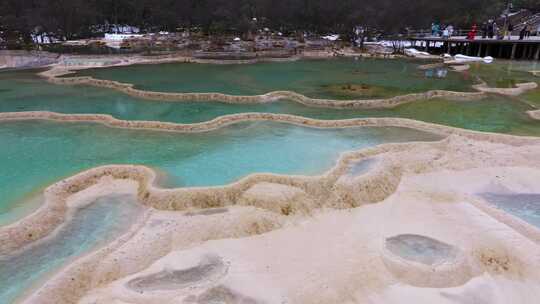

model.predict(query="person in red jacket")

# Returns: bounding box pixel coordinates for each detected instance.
[467,24,478,40]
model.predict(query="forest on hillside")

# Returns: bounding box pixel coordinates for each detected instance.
[2,0,540,43]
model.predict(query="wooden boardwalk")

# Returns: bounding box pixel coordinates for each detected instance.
[409,36,540,60]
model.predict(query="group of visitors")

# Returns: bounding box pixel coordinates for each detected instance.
[480,20,516,40]
[480,20,505,39]
[431,22,454,38]
[518,23,540,40]
[432,21,476,40]
[479,19,540,40]
[430,18,540,41]
[519,25,531,40]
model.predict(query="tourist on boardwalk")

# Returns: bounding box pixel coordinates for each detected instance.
[487,20,494,39]
[520,26,527,40]
[505,23,514,40]
[492,22,499,39]
[431,23,440,36]
[494,23,502,39]
[481,22,488,38]
[447,24,454,37]
[525,25,531,39]
[442,27,450,39]
[467,24,477,40]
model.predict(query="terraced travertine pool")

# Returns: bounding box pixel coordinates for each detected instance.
[69,58,540,98]
[0,120,441,225]
[458,60,540,112]
[481,193,540,228]
[0,57,539,304]
[0,120,440,303]
[1,58,539,224]
[70,58,478,99]
[0,194,142,303]
[468,60,540,88]
[2,67,540,136]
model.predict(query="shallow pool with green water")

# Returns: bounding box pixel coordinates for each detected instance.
[467,60,539,88]
[70,58,477,99]
[1,68,539,136]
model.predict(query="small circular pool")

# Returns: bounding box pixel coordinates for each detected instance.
[385,234,459,266]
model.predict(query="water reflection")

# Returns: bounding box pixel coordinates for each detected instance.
[425,68,448,79]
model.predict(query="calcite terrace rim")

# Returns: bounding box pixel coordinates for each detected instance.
[9,52,540,110]
[38,64,540,113]
[472,81,539,96]
[4,54,540,303]
[2,111,540,256]
[9,137,540,304]
[0,129,407,256]
[1,111,538,144]
[39,65,493,110]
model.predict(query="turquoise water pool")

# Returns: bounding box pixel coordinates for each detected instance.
[1,57,539,304]
[0,120,440,225]
[481,193,540,229]
[70,58,477,99]
[385,234,459,266]
[0,194,142,303]
[1,69,539,136]
[468,60,539,88]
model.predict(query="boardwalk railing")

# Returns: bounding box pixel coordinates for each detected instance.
[406,29,475,39]
[408,16,540,40]
[406,33,540,60]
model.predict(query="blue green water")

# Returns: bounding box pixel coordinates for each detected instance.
[0,120,440,225]
[521,87,540,108]
[481,193,540,229]
[1,57,539,304]
[0,60,539,225]
[0,194,142,303]
[385,234,457,266]
[1,69,539,136]
[468,60,540,88]
[70,58,477,99]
